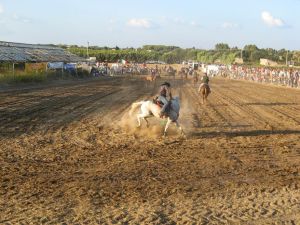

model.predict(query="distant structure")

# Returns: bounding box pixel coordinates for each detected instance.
[260,58,278,66]
[87,57,97,62]
[0,41,84,63]
[0,41,85,75]
[234,58,244,64]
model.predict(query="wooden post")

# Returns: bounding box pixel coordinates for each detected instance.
[75,63,78,77]
[45,62,48,79]
[62,63,64,79]
[12,62,15,79]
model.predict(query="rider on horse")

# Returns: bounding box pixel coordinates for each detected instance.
[199,73,211,93]
[156,82,172,118]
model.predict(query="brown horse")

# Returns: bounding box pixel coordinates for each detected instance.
[198,83,210,104]
[144,75,157,82]
[179,68,188,80]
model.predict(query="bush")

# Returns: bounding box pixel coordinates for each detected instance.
[0,70,85,84]
[0,71,47,83]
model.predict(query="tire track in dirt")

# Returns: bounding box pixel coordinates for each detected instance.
[211,89,271,128]
[0,88,122,136]
[178,80,299,223]
[224,85,300,129]
[184,82,257,135]
[0,78,142,136]
[237,80,300,109]
[223,80,300,121]
[192,79,299,133]
[0,79,109,108]
[182,83,233,134]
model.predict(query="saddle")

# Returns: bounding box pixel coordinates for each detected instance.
[153,97,163,108]
[200,83,211,93]
[153,97,172,115]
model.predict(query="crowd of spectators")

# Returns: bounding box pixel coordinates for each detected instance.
[220,66,300,88]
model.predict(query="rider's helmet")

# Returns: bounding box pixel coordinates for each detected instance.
[161,82,171,87]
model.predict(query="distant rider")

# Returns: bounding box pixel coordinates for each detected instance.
[199,73,211,93]
[202,72,209,84]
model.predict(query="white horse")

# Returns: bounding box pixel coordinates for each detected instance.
[129,97,185,136]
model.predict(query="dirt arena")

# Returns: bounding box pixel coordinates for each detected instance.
[0,76,299,224]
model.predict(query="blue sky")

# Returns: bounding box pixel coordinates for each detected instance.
[0,0,299,49]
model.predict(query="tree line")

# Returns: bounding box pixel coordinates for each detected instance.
[60,43,300,66]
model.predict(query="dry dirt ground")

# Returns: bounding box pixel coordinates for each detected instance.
[0,76,300,225]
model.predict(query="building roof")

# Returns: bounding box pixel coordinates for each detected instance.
[0,41,85,63]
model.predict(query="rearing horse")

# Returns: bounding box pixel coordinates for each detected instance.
[129,97,185,136]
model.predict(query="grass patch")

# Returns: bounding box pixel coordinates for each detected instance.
[0,71,47,84]
[0,69,92,84]
[0,60,94,84]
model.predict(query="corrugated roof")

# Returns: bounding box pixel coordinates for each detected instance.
[0,41,85,63]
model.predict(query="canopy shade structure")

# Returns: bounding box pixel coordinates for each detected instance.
[0,41,85,63]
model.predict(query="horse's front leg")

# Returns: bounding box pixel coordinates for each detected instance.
[163,118,172,137]
[137,114,143,127]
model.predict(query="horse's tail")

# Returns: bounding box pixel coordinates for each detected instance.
[129,101,144,116]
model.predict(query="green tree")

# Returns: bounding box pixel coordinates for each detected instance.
[215,43,230,51]
[244,44,258,52]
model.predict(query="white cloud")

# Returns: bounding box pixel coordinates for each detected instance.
[261,11,285,27]
[109,19,117,24]
[22,19,30,23]
[222,22,239,29]
[13,13,19,20]
[127,18,155,28]
[12,13,31,23]
[166,17,202,27]
[0,4,4,14]
[190,21,201,27]
[173,18,186,25]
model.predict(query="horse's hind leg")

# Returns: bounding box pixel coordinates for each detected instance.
[137,113,151,128]
[163,118,172,136]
